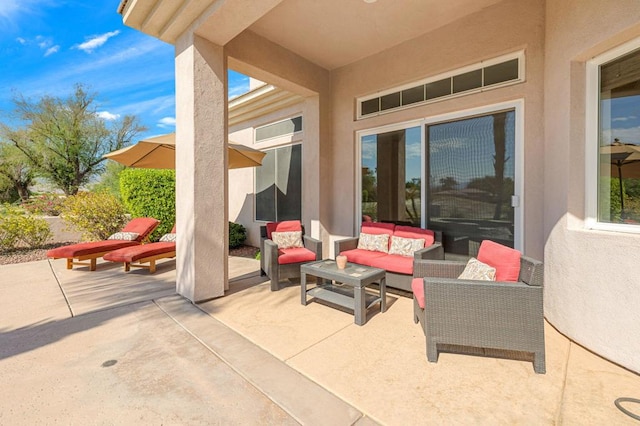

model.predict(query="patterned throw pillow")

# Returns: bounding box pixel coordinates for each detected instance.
[159,233,177,242]
[271,231,304,249]
[107,231,140,241]
[357,232,389,253]
[458,257,496,281]
[388,236,426,257]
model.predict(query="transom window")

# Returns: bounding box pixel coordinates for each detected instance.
[357,52,524,119]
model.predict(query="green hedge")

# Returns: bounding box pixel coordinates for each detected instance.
[120,169,175,241]
[229,221,247,248]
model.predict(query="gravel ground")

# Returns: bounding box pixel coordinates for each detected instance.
[0,242,260,265]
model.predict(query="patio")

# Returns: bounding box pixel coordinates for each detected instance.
[1,256,639,424]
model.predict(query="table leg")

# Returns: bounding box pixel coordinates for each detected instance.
[354,284,366,326]
[301,271,307,306]
[380,276,386,313]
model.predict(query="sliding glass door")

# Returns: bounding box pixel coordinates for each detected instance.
[426,110,516,256]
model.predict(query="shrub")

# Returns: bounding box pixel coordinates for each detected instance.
[60,192,128,241]
[229,222,247,248]
[21,194,65,216]
[0,204,52,251]
[120,169,175,241]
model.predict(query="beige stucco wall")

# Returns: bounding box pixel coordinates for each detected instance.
[328,0,546,259]
[544,0,640,373]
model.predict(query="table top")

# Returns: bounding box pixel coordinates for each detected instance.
[301,259,385,284]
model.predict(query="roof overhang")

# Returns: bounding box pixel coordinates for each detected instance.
[118,0,505,71]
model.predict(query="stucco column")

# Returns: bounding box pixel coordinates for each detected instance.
[175,33,228,302]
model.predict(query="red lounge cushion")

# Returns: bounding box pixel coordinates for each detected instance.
[104,242,176,263]
[340,249,387,267]
[369,254,413,275]
[47,240,139,259]
[266,220,302,239]
[393,226,435,247]
[122,217,160,242]
[277,247,316,265]
[477,240,521,282]
[411,278,425,309]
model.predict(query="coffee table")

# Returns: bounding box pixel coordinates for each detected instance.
[300,259,386,325]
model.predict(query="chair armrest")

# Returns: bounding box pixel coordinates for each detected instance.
[334,237,359,256]
[414,242,444,260]
[303,235,323,260]
[413,259,466,279]
[433,230,443,244]
[262,239,279,276]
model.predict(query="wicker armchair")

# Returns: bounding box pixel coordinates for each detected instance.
[260,221,322,291]
[412,255,546,374]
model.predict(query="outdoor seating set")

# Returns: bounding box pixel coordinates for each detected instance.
[261,220,546,373]
[46,218,177,274]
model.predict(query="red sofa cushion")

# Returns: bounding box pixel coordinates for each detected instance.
[369,254,414,275]
[103,242,176,263]
[340,248,387,267]
[266,220,302,239]
[411,278,425,309]
[393,226,435,247]
[362,221,396,232]
[47,240,139,259]
[277,247,316,265]
[477,240,521,282]
[122,217,160,242]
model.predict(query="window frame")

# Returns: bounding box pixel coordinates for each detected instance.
[585,37,640,233]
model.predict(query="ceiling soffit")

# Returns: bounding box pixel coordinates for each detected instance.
[121,0,504,69]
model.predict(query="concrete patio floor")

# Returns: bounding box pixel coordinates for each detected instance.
[1,256,639,424]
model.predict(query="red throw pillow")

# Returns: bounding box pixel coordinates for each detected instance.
[477,240,521,282]
[362,222,396,231]
[266,220,302,239]
[393,226,435,247]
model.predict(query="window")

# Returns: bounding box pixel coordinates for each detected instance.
[255,144,302,222]
[587,40,640,229]
[357,51,524,118]
[255,116,302,142]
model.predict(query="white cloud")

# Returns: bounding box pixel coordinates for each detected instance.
[44,45,59,57]
[75,30,120,53]
[612,115,637,122]
[97,111,120,121]
[157,117,176,128]
[16,37,26,44]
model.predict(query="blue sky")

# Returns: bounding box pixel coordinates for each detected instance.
[0,0,249,141]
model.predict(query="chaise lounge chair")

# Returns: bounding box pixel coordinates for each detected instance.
[103,226,176,273]
[47,217,160,271]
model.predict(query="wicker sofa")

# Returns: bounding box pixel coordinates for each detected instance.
[412,254,546,374]
[334,222,444,292]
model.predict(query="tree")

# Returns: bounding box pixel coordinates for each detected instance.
[1,84,146,195]
[0,142,34,201]
[90,161,127,200]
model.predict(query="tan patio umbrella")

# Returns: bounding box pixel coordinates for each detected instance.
[104,133,266,169]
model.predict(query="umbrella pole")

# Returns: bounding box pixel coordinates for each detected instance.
[617,163,625,216]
